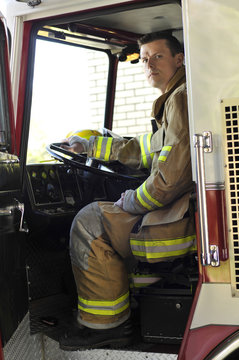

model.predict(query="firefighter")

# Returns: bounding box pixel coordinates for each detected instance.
[60,32,196,351]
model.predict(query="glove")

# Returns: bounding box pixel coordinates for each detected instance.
[68,135,89,152]
[114,189,147,215]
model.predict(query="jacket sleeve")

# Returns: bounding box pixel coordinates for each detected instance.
[88,133,154,170]
[123,87,193,214]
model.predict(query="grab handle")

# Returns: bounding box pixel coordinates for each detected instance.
[194,132,212,266]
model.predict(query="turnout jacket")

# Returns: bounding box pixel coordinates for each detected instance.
[68,66,195,328]
[70,66,195,268]
[87,66,194,225]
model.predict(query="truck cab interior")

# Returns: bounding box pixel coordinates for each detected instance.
[0,0,199,355]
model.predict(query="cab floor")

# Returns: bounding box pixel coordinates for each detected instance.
[29,293,180,355]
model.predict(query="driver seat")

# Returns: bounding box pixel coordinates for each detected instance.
[129,250,198,344]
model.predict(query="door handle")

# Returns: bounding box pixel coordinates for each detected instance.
[0,200,29,233]
[194,131,216,266]
[15,200,29,233]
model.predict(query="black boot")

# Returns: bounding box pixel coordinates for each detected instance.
[59,319,133,351]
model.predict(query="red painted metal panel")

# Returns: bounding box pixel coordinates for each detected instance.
[179,325,239,360]
[0,336,4,360]
[15,21,33,156]
[194,189,230,283]
[4,29,15,154]
[206,189,228,261]
[0,19,15,154]
[203,189,230,283]
[179,188,232,358]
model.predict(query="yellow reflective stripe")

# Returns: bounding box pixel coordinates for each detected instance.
[140,135,147,168]
[129,283,155,288]
[129,274,159,278]
[140,134,153,168]
[129,275,161,288]
[132,246,195,259]
[136,187,152,210]
[95,137,113,161]
[136,182,163,210]
[132,283,152,288]
[95,137,103,158]
[131,235,196,259]
[130,235,195,248]
[142,182,163,208]
[78,291,129,307]
[104,137,113,161]
[78,302,129,316]
[162,146,172,151]
[158,145,172,162]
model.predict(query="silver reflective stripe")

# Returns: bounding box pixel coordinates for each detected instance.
[136,181,163,210]
[132,276,160,284]
[95,137,113,161]
[129,275,161,288]
[158,145,172,162]
[130,235,196,260]
[140,134,154,168]
[131,238,195,254]
[78,296,129,311]
[78,291,130,315]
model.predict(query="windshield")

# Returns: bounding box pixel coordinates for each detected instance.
[27,37,159,164]
[27,39,109,163]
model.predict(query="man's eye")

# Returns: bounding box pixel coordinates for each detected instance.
[155,54,162,59]
[141,58,148,63]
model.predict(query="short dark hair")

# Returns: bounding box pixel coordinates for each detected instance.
[138,32,183,56]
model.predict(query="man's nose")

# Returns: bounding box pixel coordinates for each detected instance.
[147,56,155,68]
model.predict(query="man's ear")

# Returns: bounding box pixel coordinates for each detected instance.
[175,52,184,67]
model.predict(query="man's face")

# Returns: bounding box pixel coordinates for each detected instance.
[140,39,184,93]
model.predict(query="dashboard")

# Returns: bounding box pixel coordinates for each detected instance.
[26,163,84,216]
[25,162,146,220]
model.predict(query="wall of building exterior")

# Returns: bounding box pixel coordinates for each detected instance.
[88,51,159,137]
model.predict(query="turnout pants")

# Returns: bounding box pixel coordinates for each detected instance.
[70,201,196,329]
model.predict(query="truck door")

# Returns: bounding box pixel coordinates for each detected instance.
[13,1,196,352]
[0,18,28,348]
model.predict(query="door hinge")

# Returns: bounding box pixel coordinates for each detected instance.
[203,131,213,153]
[210,245,220,267]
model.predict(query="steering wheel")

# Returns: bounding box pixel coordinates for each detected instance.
[46,143,148,181]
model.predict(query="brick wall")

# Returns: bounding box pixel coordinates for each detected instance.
[87,51,108,131]
[88,50,159,137]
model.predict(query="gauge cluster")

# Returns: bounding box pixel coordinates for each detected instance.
[25,162,145,218]
[26,164,83,216]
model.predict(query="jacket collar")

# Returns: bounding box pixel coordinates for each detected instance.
[151,66,186,122]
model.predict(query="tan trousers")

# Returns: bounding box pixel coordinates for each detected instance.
[70,201,195,329]
[70,201,140,329]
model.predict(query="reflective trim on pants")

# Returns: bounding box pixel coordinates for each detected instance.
[130,234,196,261]
[78,291,130,316]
